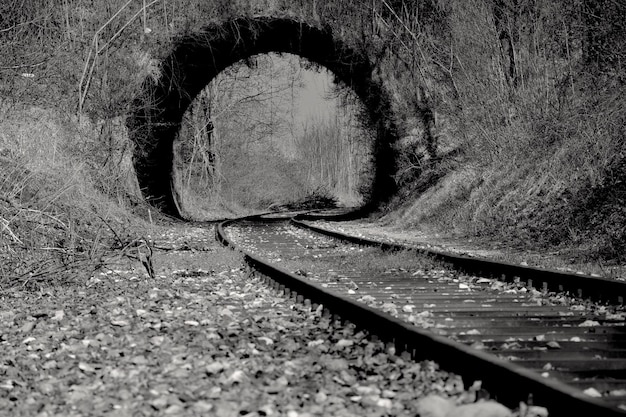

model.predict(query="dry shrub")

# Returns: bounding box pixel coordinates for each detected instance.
[392,86,626,261]
[0,161,95,285]
[375,0,626,262]
[0,106,150,287]
[270,187,339,212]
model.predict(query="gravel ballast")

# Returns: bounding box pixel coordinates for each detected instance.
[0,224,529,416]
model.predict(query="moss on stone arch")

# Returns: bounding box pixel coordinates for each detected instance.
[128,16,398,217]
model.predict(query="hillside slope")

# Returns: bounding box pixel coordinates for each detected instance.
[382,1,626,263]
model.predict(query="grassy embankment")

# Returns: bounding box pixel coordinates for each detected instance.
[0,0,242,286]
[379,1,626,271]
[0,106,157,287]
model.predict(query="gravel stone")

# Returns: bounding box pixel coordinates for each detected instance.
[0,223,521,416]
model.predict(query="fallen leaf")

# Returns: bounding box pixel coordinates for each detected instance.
[522,405,549,417]
[335,339,354,348]
[584,387,602,397]
[164,405,183,415]
[0,380,14,390]
[111,319,130,327]
[78,362,96,374]
[355,386,380,395]
[323,358,349,371]
[579,320,601,327]
[377,398,392,408]
[19,321,36,333]
[452,401,512,417]
[193,401,214,412]
[52,310,65,321]
[131,355,148,365]
[226,369,245,384]
[205,362,225,375]
[402,305,415,313]
[266,376,288,393]
[381,303,398,314]
[470,342,486,350]
[150,397,169,410]
[150,336,165,346]
[415,395,455,417]
[382,389,396,398]
[257,336,274,345]
[315,391,327,403]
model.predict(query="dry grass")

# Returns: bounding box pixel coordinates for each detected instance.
[378,0,626,265]
[386,89,626,267]
[0,105,155,288]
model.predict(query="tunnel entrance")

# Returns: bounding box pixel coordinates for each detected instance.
[128,16,398,218]
[172,52,376,218]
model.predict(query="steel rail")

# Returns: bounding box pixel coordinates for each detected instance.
[216,215,626,417]
[292,215,626,305]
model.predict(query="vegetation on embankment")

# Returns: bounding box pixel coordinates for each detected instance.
[0,106,154,286]
[1,0,625,276]
[377,1,626,263]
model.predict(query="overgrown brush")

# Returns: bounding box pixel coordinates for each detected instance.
[270,187,339,212]
[374,0,626,263]
[0,106,154,288]
[0,158,100,286]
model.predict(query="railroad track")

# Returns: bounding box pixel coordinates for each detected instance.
[216,213,626,416]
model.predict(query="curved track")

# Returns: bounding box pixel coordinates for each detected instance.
[217,213,626,416]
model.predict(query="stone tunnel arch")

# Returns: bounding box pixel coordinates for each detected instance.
[128,16,399,218]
